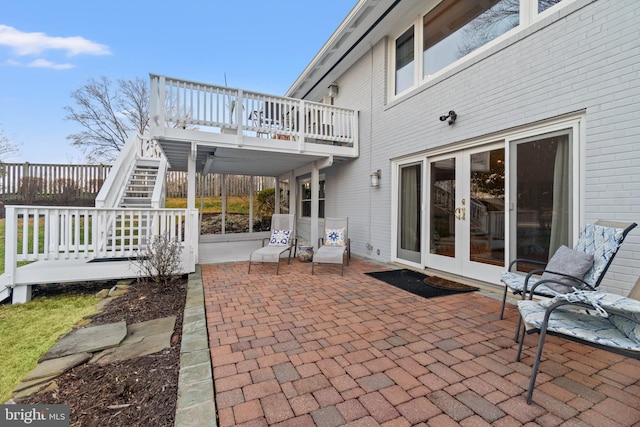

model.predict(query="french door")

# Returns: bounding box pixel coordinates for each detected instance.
[427,144,505,282]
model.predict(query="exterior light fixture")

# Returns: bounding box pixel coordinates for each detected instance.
[439,110,457,125]
[328,82,339,98]
[370,169,381,187]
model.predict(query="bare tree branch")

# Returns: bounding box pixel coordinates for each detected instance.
[65,76,149,163]
[457,0,562,57]
[0,126,20,161]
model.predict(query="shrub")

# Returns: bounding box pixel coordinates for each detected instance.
[137,233,183,288]
[53,178,79,204]
[19,177,43,204]
[256,188,276,217]
[256,187,287,217]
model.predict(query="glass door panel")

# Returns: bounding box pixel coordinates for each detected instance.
[428,145,505,281]
[397,163,422,263]
[512,132,571,267]
[430,157,456,258]
[468,148,505,267]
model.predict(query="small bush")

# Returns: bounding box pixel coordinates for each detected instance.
[53,178,79,204]
[19,177,44,204]
[256,187,287,217]
[137,234,183,288]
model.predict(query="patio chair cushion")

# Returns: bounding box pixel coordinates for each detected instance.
[518,296,640,352]
[269,229,292,246]
[609,315,640,344]
[325,228,345,247]
[574,224,626,286]
[541,245,594,293]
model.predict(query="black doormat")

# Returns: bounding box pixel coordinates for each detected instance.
[365,269,478,299]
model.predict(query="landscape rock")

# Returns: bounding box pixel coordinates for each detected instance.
[90,316,177,366]
[40,321,127,361]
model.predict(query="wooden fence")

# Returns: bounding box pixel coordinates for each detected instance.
[0,162,276,202]
[166,173,275,198]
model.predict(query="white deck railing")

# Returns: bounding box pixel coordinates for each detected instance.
[3,206,198,274]
[150,74,358,147]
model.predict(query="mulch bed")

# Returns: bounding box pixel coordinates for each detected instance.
[20,278,187,427]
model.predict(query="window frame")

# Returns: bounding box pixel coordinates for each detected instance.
[299,177,326,219]
[393,25,417,96]
[388,0,574,100]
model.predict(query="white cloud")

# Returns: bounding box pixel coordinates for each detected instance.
[28,59,74,70]
[0,25,111,57]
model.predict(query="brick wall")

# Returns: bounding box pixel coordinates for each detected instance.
[322,0,640,294]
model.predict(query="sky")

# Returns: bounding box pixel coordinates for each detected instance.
[0,0,357,164]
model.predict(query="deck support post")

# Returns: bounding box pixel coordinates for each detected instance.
[311,164,319,250]
[12,285,32,304]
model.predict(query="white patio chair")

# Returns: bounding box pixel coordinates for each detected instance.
[312,217,350,275]
[248,214,296,274]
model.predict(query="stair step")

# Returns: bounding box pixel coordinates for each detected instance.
[117,160,160,208]
[125,190,153,197]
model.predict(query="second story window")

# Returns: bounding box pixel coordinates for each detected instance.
[423,0,519,78]
[390,0,569,98]
[395,27,415,95]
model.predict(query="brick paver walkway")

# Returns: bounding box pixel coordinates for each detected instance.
[202,259,640,426]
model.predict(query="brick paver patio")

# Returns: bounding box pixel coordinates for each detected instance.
[202,259,640,426]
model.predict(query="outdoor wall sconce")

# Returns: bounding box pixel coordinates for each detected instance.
[439,110,457,125]
[370,169,381,187]
[328,82,339,98]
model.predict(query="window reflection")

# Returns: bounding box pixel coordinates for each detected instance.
[423,0,519,78]
[539,0,563,13]
[395,27,414,94]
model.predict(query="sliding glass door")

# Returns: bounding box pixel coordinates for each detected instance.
[510,131,572,266]
[397,162,423,263]
[392,117,579,284]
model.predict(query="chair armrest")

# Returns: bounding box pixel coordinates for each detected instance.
[521,268,593,299]
[261,237,270,247]
[529,272,593,295]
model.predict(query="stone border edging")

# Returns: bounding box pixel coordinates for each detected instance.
[175,265,217,427]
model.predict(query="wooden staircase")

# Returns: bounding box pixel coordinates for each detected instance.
[120,160,160,208]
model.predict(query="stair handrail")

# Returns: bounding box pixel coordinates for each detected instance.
[95,133,140,208]
[151,157,168,208]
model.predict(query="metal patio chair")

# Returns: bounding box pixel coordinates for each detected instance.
[515,290,640,404]
[499,220,637,337]
[312,217,351,275]
[248,214,296,274]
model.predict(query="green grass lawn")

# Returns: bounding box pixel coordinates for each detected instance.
[0,198,255,402]
[0,218,99,402]
[0,294,99,403]
[166,196,253,214]
[0,218,5,275]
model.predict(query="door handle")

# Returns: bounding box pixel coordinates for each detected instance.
[454,207,466,220]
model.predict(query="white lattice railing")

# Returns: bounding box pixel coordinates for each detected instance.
[3,206,198,271]
[150,74,358,148]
